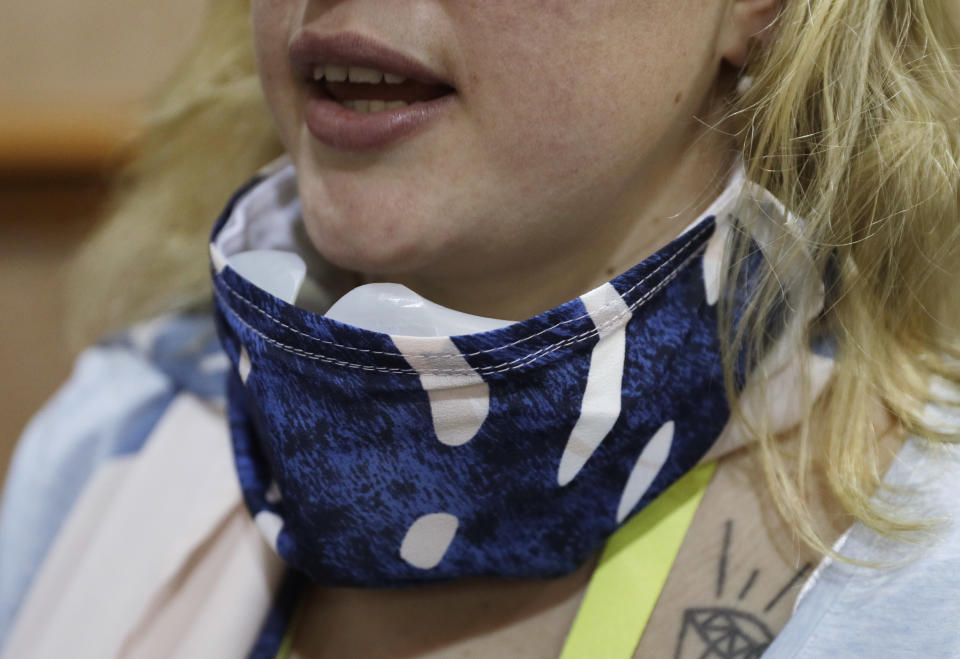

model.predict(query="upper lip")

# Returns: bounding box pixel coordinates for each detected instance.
[289,31,455,88]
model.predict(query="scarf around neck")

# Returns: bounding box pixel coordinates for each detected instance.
[208,161,832,587]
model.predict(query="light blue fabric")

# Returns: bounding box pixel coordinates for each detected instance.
[3,306,960,656]
[765,417,960,657]
[0,313,227,647]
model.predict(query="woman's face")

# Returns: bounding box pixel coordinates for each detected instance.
[252,0,751,314]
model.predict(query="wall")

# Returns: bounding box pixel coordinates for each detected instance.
[0,0,206,485]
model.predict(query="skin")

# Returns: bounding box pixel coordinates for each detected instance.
[252,0,778,320]
[250,1,811,655]
[282,405,901,658]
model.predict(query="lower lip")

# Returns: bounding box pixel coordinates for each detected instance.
[304,88,455,151]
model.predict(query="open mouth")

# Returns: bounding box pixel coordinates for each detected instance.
[310,65,456,114]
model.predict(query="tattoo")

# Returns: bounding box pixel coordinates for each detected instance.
[763,563,812,613]
[716,520,732,598]
[737,569,759,601]
[673,520,813,658]
[675,608,773,659]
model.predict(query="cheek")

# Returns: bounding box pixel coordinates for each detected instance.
[251,1,302,147]
[251,0,287,66]
[461,65,673,221]
[458,9,699,194]
[294,156,460,274]
[440,4,723,256]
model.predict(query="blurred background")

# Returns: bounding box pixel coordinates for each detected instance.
[3,2,958,492]
[0,0,207,484]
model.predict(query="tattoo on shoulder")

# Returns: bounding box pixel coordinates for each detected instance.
[674,519,812,659]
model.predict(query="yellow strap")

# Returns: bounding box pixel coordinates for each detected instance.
[275,462,715,659]
[560,461,717,659]
[273,591,305,659]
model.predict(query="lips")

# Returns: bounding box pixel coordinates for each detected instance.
[289,31,456,89]
[290,29,457,152]
[290,30,458,151]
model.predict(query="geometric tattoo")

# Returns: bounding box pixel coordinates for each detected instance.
[674,520,812,658]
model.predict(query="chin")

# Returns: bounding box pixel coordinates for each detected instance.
[303,215,447,278]
[295,168,465,278]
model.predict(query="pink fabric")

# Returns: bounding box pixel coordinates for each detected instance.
[2,394,285,659]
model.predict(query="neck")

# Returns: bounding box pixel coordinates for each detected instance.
[374,129,736,322]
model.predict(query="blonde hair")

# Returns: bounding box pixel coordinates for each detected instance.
[724,0,960,552]
[68,0,960,553]
[66,0,282,348]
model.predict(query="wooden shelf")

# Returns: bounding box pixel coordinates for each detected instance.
[0,105,140,175]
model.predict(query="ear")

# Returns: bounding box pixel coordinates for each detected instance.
[720,0,781,67]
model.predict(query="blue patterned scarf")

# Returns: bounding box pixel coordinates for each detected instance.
[208,163,824,586]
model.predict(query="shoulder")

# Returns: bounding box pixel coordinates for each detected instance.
[0,311,228,644]
[767,394,960,657]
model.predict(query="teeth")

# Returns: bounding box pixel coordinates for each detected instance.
[324,64,348,82]
[313,65,409,85]
[348,66,383,84]
[342,99,410,114]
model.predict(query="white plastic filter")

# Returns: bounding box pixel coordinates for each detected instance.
[228,250,514,337]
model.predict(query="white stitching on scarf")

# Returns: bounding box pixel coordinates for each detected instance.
[214,241,707,376]
[215,219,714,363]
